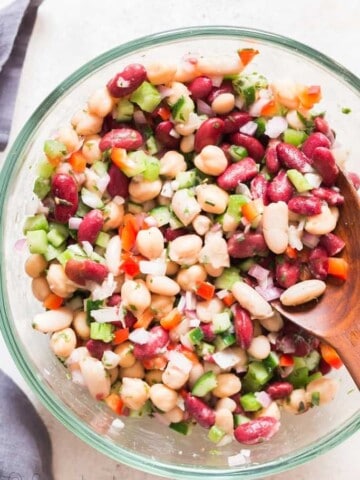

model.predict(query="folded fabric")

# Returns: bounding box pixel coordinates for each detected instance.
[0,369,54,480]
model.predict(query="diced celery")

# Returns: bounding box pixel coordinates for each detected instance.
[212,311,231,334]
[95,231,110,248]
[75,200,91,218]
[215,333,236,351]
[125,151,147,177]
[285,363,309,389]
[192,371,217,397]
[92,161,108,177]
[44,139,67,162]
[33,177,51,199]
[149,206,171,227]
[37,159,55,178]
[57,249,75,265]
[214,267,242,290]
[44,242,66,261]
[169,421,192,435]
[208,425,226,443]
[142,156,160,181]
[307,372,322,384]
[169,211,184,229]
[232,73,268,107]
[114,98,134,122]
[90,322,114,343]
[262,352,279,372]
[196,342,215,358]
[242,361,273,392]
[240,393,262,412]
[188,327,204,345]
[283,128,308,146]
[146,135,158,155]
[287,169,312,193]
[229,145,248,162]
[226,194,248,221]
[23,213,49,234]
[234,414,251,427]
[171,95,195,123]
[90,251,106,264]
[130,81,161,113]
[304,350,321,372]
[47,223,69,247]
[26,230,48,254]
[176,169,197,189]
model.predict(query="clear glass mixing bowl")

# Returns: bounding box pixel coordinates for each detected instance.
[0,26,359,479]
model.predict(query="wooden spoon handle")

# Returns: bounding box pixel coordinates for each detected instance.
[328,329,360,389]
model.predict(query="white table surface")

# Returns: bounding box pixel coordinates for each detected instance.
[1,0,359,478]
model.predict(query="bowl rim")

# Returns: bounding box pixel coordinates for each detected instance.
[0,25,359,479]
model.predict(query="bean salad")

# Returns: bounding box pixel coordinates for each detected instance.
[24,47,356,447]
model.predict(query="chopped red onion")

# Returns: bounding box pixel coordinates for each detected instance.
[168,350,193,373]
[90,273,117,301]
[90,306,124,324]
[95,172,110,194]
[264,116,288,138]
[235,183,252,198]
[189,318,201,328]
[248,264,270,283]
[102,350,120,369]
[217,434,234,447]
[14,238,27,252]
[196,99,214,116]
[82,241,93,256]
[213,351,241,370]
[157,85,174,99]
[133,109,147,124]
[255,391,272,408]
[160,181,174,198]
[71,369,86,386]
[239,120,258,136]
[177,294,186,312]
[184,309,197,319]
[180,333,195,351]
[68,217,82,230]
[210,75,223,87]
[185,291,197,311]
[216,289,229,299]
[249,97,270,117]
[304,173,322,189]
[36,203,49,215]
[169,128,181,139]
[255,285,283,302]
[139,259,167,276]
[143,215,158,227]
[228,450,251,467]
[129,328,151,345]
[302,231,320,249]
[280,365,294,378]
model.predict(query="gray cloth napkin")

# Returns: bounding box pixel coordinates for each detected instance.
[0,368,54,479]
[0,0,40,151]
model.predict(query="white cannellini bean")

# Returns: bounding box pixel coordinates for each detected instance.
[33,307,74,333]
[149,383,179,412]
[215,408,234,434]
[211,93,235,115]
[259,311,284,332]
[306,377,339,405]
[282,388,308,414]
[305,205,339,235]
[194,145,228,176]
[171,189,201,226]
[121,280,151,314]
[120,377,150,411]
[47,263,78,298]
[105,235,122,275]
[280,279,326,306]
[255,401,281,421]
[197,55,243,76]
[79,357,111,400]
[102,350,120,370]
[216,397,237,413]
[72,311,91,340]
[199,232,230,269]
[146,275,180,296]
[196,297,224,323]
[168,234,203,266]
[262,201,289,254]
[232,281,273,319]
[50,327,77,358]
[135,227,164,260]
[247,335,271,360]
[195,184,229,214]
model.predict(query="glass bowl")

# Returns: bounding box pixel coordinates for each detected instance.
[0,26,359,480]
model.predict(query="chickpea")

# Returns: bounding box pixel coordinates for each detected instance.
[136,227,164,260]
[192,215,211,236]
[25,254,48,278]
[145,61,177,85]
[31,276,51,302]
[119,361,145,379]
[103,201,124,231]
[166,260,179,277]
[180,133,195,153]
[171,189,201,226]
[215,408,234,434]
[168,234,203,266]
[47,263,78,298]
[282,388,308,414]
[196,184,229,214]
[175,113,201,136]
[120,377,150,411]
[212,373,242,398]
[247,335,271,360]
[163,406,184,424]
[121,280,151,315]
[145,369,163,385]
[211,93,235,115]
[188,363,205,388]
[176,264,207,291]
[88,86,114,118]
[306,377,339,406]
[146,275,180,296]
[55,125,80,153]
[71,109,103,136]
[203,362,221,375]
[255,401,281,421]
[150,383,179,412]
[196,297,223,323]
[159,151,187,178]
[129,178,162,203]
[82,135,102,164]
[114,341,136,368]
[222,212,238,233]
[167,82,190,105]
[50,327,77,358]
[216,397,237,413]
[204,264,224,277]
[194,145,228,176]
[162,362,189,390]
[150,294,175,319]
[72,311,90,340]
[259,311,284,332]
[174,63,199,83]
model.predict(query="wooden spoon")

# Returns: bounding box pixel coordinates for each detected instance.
[272,168,360,389]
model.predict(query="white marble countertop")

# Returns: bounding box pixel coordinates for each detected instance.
[1,0,359,478]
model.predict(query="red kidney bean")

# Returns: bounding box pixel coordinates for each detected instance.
[85,339,111,360]
[107,63,147,97]
[301,132,331,160]
[133,326,169,360]
[217,158,258,191]
[348,171,360,190]
[275,259,300,289]
[309,246,328,280]
[276,142,311,173]
[207,80,234,104]
[250,174,269,205]
[234,304,253,350]
[77,209,104,245]
[319,357,332,375]
[288,195,322,216]
[229,132,265,161]
[275,334,296,355]
[312,147,339,186]
[266,170,294,203]
[314,116,334,142]
[155,121,180,149]
[265,139,281,174]
[266,381,293,400]
[184,394,216,429]
[234,417,280,445]
[163,227,189,242]
[227,232,268,258]
[99,128,143,151]
[311,187,344,206]
[51,173,79,223]
[124,310,137,329]
[107,293,122,307]
[319,233,345,256]
[187,76,213,99]
[194,117,225,152]
[275,333,312,357]
[222,111,253,134]
[65,259,109,285]
[107,163,130,198]
[200,323,216,342]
